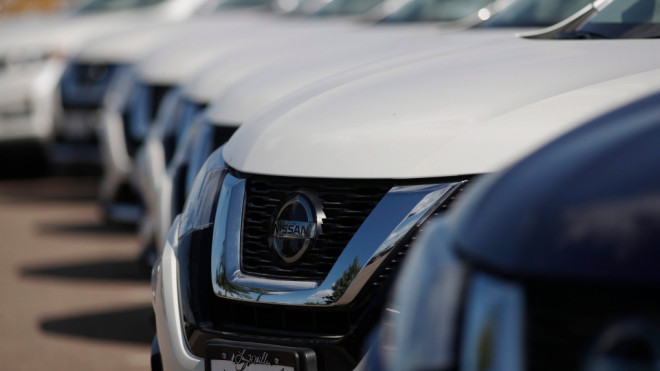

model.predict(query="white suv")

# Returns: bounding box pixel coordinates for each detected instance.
[152,1,660,370]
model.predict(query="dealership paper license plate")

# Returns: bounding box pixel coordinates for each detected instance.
[206,341,315,371]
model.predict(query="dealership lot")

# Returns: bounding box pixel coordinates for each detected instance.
[0,173,152,370]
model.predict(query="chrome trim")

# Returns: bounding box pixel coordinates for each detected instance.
[211,174,465,306]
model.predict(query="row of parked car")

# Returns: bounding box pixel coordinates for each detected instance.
[3,0,660,370]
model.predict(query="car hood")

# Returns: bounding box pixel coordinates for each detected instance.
[224,38,660,180]
[0,9,177,56]
[137,17,362,85]
[75,10,271,64]
[182,22,449,105]
[205,29,523,125]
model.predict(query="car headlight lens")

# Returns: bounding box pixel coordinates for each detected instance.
[460,273,525,371]
[177,147,227,239]
[376,218,526,371]
[378,219,467,371]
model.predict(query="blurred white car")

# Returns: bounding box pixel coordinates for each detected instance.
[151,0,660,369]
[0,0,209,162]
[56,1,272,165]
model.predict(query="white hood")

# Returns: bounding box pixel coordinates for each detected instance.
[205,29,522,125]
[75,10,272,64]
[182,22,448,106]
[223,38,660,179]
[0,0,207,57]
[137,17,363,85]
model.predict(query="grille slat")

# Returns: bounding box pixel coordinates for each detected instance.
[241,177,392,281]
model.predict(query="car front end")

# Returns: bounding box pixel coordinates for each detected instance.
[152,0,660,369]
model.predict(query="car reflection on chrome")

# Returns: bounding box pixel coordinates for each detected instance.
[370,89,660,371]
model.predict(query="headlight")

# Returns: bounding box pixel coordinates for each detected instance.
[375,218,525,371]
[377,219,467,371]
[460,273,525,371]
[177,147,227,239]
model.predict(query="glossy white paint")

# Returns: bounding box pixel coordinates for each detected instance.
[205,29,521,125]
[75,10,273,64]
[183,23,455,106]
[137,17,362,85]
[224,37,660,179]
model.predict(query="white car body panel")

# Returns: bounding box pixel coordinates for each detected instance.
[137,17,364,86]
[75,10,274,64]
[224,38,660,179]
[182,23,456,105]
[204,28,522,125]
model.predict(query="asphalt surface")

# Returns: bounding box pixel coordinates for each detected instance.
[0,169,153,370]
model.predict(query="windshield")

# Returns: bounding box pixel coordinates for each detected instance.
[576,0,660,38]
[380,0,494,23]
[215,0,271,9]
[483,0,593,27]
[75,0,165,13]
[314,0,385,16]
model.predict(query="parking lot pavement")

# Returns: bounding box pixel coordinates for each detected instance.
[0,174,153,370]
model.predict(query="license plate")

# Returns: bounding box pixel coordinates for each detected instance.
[205,341,316,371]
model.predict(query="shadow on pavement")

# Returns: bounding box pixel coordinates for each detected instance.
[40,304,154,345]
[22,257,149,282]
[38,221,136,236]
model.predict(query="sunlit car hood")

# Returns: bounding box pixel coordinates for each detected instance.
[74,10,272,64]
[224,38,660,179]
[182,22,450,105]
[0,2,204,56]
[137,17,364,85]
[204,29,522,125]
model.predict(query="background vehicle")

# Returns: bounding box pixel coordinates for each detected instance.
[0,0,209,165]
[152,1,660,369]
[97,0,424,225]
[56,0,272,166]
[371,88,660,371]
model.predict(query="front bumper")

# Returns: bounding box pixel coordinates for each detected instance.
[153,219,205,371]
[0,60,64,144]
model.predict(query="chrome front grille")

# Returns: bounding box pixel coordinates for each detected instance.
[241,177,392,281]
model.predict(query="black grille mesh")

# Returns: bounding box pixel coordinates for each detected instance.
[241,177,392,281]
